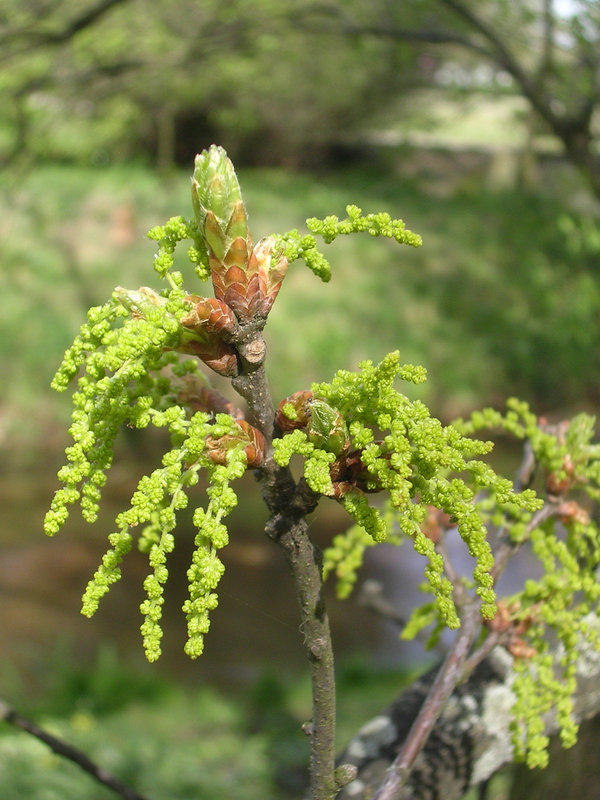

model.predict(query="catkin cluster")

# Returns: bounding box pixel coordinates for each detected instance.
[44,285,251,661]
[274,353,541,628]
[456,399,600,766]
[44,146,600,773]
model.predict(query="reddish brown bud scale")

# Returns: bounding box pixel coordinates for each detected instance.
[176,380,244,420]
[175,338,238,377]
[275,390,314,431]
[245,272,263,317]
[251,237,289,318]
[258,257,288,317]
[236,419,267,468]
[181,296,239,336]
[485,600,539,660]
[546,453,577,495]
[507,639,537,660]
[556,500,590,525]
[205,419,266,468]
[485,600,513,634]
[211,261,258,320]
[421,505,453,544]
[332,481,361,500]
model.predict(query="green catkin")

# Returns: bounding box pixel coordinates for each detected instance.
[183,447,247,659]
[46,289,249,661]
[453,399,600,765]
[322,524,378,599]
[273,205,422,282]
[278,353,540,626]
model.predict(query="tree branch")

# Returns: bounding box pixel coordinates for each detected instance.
[435,0,600,145]
[0,698,150,800]
[491,502,558,585]
[336,614,600,799]
[230,328,338,800]
[290,3,492,59]
[300,0,600,196]
[266,504,338,799]
[0,0,130,49]
[358,579,408,628]
[369,604,482,800]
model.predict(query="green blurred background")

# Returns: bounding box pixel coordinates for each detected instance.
[1,1,599,798]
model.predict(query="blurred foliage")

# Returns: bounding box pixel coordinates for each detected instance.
[0,0,598,180]
[0,642,276,799]
[13,644,173,719]
[0,0,413,168]
[0,644,416,800]
[0,691,274,800]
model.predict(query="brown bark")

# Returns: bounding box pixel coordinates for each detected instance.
[231,328,338,800]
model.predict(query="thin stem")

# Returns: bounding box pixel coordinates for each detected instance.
[231,332,275,440]
[230,329,338,800]
[491,502,558,584]
[0,698,150,800]
[266,509,337,800]
[461,630,503,679]
[370,604,481,800]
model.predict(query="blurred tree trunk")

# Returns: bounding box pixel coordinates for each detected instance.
[3,96,32,168]
[156,105,176,172]
[309,0,600,201]
[515,109,538,193]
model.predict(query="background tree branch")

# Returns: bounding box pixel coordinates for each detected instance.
[0,698,150,800]
[0,0,130,49]
[336,615,600,799]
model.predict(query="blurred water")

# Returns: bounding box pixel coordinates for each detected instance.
[0,451,539,702]
[0,463,407,698]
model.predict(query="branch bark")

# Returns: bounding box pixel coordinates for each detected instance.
[336,615,600,799]
[369,604,482,800]
[0,0,130,49]
[231,328,338,800]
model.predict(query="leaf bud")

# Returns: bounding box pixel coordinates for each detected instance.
[275,390,314,431]
[181,295,239,337]
[191,145,249,259]
[205,419,266,469]
[251,236,288,318]
[307,398,351,457]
